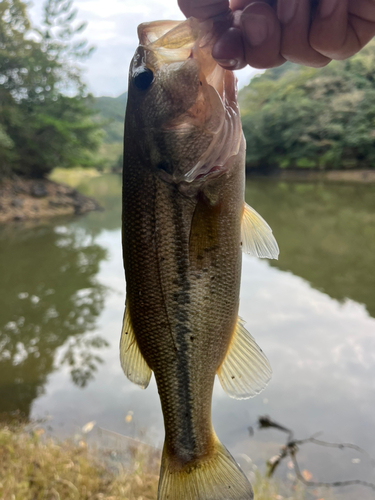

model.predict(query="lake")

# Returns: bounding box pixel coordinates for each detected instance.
[1,174,375,499]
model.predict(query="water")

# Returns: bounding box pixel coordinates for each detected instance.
[1,175,375,498]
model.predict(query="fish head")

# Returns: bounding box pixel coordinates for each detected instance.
[125,18,243,188]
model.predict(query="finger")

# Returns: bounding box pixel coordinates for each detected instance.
[277,0,331,67]
[240,2,285,69]
[212,27,247,70]
[178,0,229,19]
[231,0,276,10]
[349,0,375,22]
[310,0,375,59]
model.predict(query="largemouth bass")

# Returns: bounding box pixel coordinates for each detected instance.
[121,17,279,500]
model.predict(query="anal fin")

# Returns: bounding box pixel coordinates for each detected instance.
[241,202,279,259]
[120,297,152,389]
[217,317,272,399]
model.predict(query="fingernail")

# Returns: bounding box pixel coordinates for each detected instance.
[319,0,339,18]
[277,0,298,24]
[212,27,244,68]
[215,58,238,67]
[241,13,269,47]
[214,58,245,71]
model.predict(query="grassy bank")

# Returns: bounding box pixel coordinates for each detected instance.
[247,168,375,184]
[0,423,308,500]
[49,166,375,191]
[0,422,159,500]
[49,168,102,188]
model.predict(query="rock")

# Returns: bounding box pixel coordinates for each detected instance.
[48,199,67,208]
[0,178,102,223]
[12,185,26,195]
[68,190,79,199]
[31,182,48,198]
[11,199,24,208]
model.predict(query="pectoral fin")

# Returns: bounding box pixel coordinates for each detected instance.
[241,203,279,259]
[120,298,152,389]
[217,317,272,399]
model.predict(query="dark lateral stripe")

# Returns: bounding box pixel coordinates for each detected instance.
[171,189,195,456]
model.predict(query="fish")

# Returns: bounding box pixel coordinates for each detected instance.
[121,17,279,500]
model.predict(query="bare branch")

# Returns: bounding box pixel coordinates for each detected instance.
[256,415,375,492]
[291,451,375,491]
[258,415,294,442]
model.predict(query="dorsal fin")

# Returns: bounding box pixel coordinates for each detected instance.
[120,297,152,389]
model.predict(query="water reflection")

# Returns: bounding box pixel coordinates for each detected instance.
[77,174,122,233]
[246,180,375,317]
[0,222,108,416]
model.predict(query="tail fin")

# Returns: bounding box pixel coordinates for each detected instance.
[158,436,253,500]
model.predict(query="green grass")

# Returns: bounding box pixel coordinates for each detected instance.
[97,142,123,171]
[49,167,101,187]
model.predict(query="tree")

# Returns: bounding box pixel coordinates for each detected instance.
[239,42,375,170]
[0,0,101,179]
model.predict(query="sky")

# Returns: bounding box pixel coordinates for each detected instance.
[29,0,260,98]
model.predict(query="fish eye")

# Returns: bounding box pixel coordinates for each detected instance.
[133,67,154,91]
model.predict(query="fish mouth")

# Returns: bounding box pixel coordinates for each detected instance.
[137,19,200,66]
[136,18,243,185]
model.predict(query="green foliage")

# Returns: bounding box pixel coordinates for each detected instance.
[92,92,127,142]
[239,43,375,170]
[88,92,127,172]
[0,0,100,179]
[80,92,127,172]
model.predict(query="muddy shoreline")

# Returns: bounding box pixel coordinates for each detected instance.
[0,178,102,224]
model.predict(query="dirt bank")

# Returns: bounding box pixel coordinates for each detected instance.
[0,178,102,224]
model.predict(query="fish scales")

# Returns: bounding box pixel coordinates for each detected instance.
[121,16,278,500]
[124,165,243,460]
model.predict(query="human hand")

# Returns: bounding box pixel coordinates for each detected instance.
[178,0,375,70]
